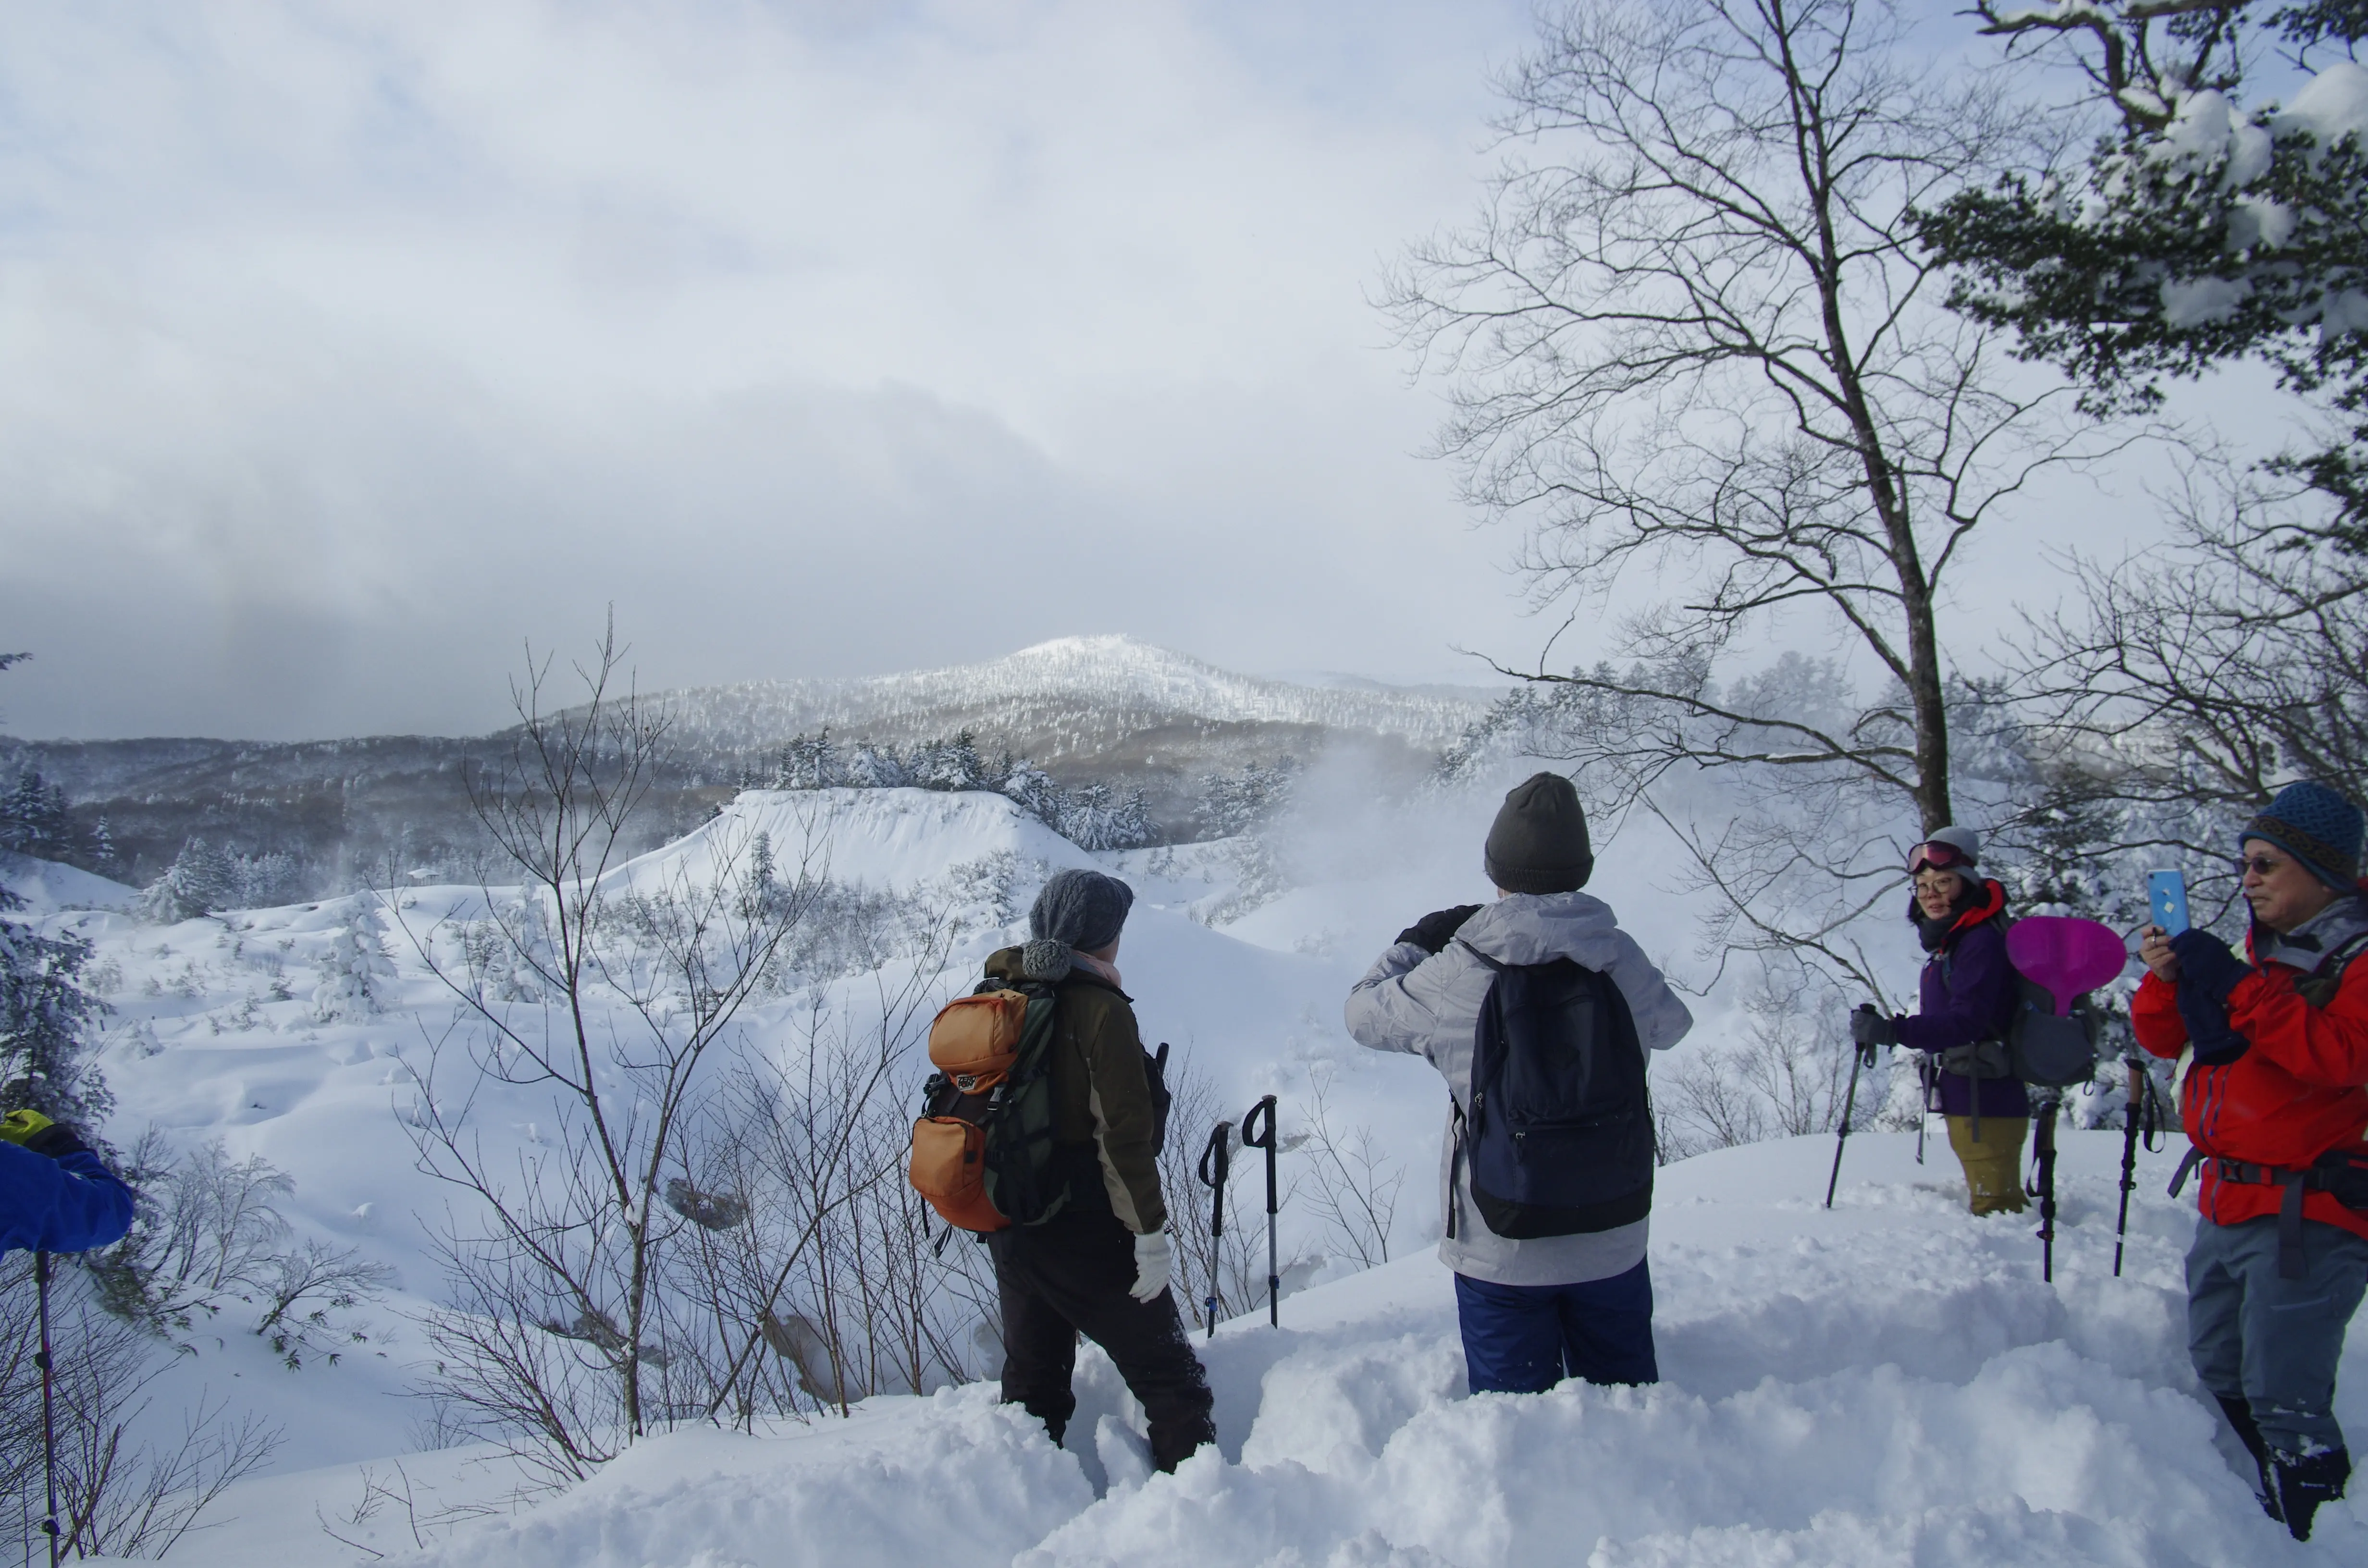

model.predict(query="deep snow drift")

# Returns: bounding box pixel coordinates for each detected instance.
[172,1135,2367,1567]
[13,785,2364,1563]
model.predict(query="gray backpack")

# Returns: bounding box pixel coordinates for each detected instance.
[1938,932,2101,1090]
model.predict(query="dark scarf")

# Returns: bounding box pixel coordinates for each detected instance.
[1911,878,2004,953]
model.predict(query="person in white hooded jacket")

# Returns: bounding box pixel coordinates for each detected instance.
[1345,772,1692,1394]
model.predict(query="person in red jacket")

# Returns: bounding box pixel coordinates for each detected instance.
[2134,779,2368,1541]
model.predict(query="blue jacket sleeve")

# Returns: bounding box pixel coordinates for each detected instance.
[0,1141,136,1255]
[1899,922,2017,1055]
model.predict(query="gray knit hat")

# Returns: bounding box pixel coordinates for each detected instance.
[1028,869,1135,952]
[1484,772,1593,894]
[1923,824,1980,867]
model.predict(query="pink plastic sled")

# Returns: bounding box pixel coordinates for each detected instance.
[2006,916,2129,1015]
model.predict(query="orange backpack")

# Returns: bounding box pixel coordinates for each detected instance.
[908,981,1067,1232]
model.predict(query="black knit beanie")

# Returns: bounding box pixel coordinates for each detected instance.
[1484,772,1594,894]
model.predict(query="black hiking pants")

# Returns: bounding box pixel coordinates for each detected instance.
[987,1204,1216,1472]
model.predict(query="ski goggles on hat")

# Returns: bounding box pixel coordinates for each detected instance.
[1907,840,1972,876]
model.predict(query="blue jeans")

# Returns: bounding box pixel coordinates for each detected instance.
[1454,1261,1658,1395]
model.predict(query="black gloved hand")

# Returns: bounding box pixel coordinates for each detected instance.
[25,1122,92,1161]
[1849,1004,1901,1048]
[0,1110,92,1162]
[2176,984,2250,1066]
[2169,930,2252,1064]
[2170,929,2249,1008]
[1397,905,1483,955]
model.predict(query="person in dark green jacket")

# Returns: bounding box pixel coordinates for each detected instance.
[981,869,1214,1472]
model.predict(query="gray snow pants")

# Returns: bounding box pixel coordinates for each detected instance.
[2187,1213,2368,1455]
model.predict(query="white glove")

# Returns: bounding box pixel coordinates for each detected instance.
[1128,1229,1172,1303]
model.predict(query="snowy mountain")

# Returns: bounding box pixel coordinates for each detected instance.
[0,637,1501,893]
[648,636,1498,759]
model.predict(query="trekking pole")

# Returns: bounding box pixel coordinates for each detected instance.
[1240,1096,1279,1327]
[1914,1056,1933,1167]
[2028,1088,2062,1282]
[1194,1121,1232,1339]
[1824,1035,1879,1210]
[36,1251,59,1568]
[2112,1055,2165,1278]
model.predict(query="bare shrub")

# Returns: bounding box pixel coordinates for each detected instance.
[1289,1066,1404,1270]
[1657,963,1858,1159]
[89,1133,392,1368]
[1,1253,280,1562]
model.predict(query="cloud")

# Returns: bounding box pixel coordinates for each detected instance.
[0,0,1545,739]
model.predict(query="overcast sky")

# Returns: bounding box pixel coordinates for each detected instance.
[0,1,2204,740]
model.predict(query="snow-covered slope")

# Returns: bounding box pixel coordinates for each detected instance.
[170,1133,2362,1567]
[0,850,136,913]
[18,788,1436,1491]
[16,787,2363,1564]
[609,787,1099,896]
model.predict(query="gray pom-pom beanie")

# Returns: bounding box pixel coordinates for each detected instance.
[1028,868,1135,953]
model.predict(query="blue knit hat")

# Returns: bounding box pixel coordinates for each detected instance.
[2239,781,2364,891]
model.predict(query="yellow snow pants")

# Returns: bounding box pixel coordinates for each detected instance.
[1946,1114,2029,1216]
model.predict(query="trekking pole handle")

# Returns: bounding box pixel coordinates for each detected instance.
[1241,1096,1279,1214]
[1197,1122,1231,1237]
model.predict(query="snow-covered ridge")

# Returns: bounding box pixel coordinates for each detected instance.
[646,636,1496,754]
[600,787,1099,896]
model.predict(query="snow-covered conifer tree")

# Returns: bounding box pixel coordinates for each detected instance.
[1929,2,2368,538]
[1054,782,1154,851]
[1200,759,1298,837]
[0,880,111,1126]
[139,838,241,921]
[313,899,396,1022]
[997,761,1066,825]
[0,663,110,1124]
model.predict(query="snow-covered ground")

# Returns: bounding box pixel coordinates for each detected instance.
[13,785,2362,1563]
[167,1134,2363,1566]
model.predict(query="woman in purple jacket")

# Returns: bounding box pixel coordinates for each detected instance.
[1851,826,2026,1214]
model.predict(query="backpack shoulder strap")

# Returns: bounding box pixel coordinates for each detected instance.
[2297,930,2368,1009]
[1455,938,1505,972]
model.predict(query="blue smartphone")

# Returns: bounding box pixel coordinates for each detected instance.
[2148,870,2191,936]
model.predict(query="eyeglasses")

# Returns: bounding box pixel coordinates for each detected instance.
[1908,840,1971,876]
[2239,853,2292,878]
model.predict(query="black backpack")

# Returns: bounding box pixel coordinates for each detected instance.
[1451,944,1654,1240]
